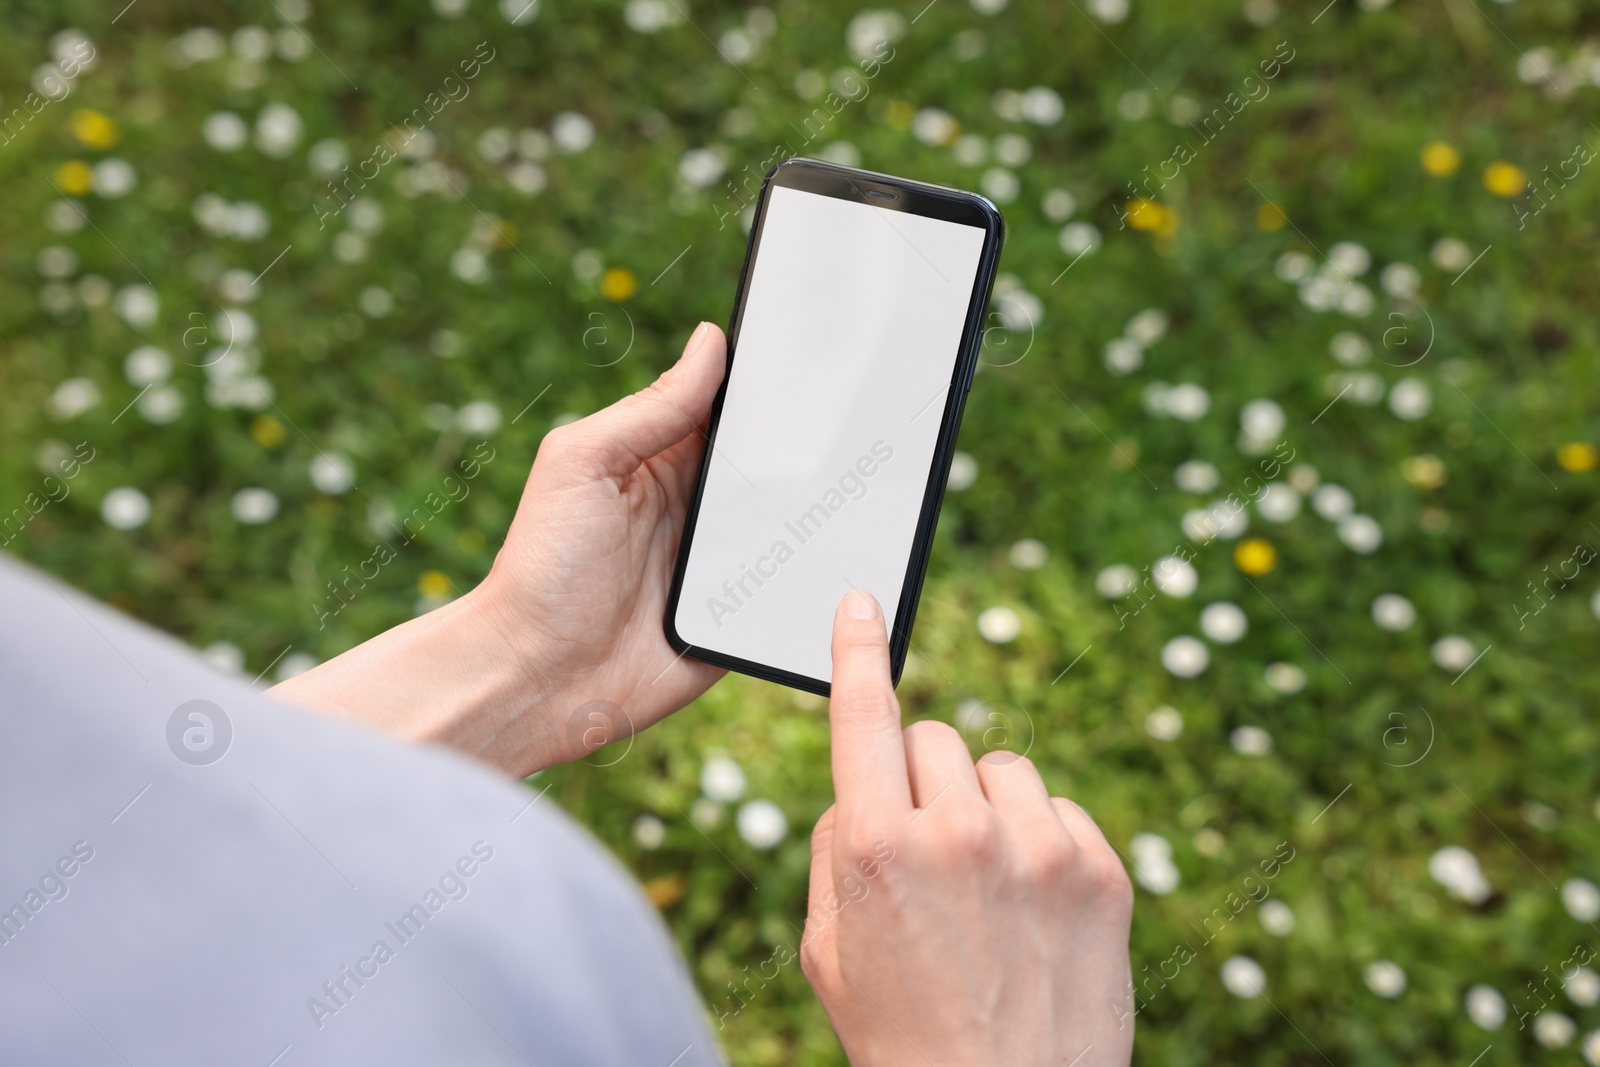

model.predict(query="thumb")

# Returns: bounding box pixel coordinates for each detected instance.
[570,321,726,480]
[800,805,840,981]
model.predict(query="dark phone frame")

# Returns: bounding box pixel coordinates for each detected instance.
[662,157,1006,697]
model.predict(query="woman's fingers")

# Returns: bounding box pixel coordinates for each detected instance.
[903,721,983,809]
[828,592,913,818]
[562,321,726,481]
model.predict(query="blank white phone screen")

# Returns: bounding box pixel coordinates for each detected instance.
[674,182,987,684]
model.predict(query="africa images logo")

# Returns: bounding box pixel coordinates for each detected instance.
[166,699,232,766]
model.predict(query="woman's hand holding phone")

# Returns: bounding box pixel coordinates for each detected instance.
[803,591,1135,1067]
[271,324,728,776]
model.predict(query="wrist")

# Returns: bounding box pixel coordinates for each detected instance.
[269,580,572,776]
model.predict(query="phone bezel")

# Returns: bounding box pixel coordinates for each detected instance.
[662,156,1006,697]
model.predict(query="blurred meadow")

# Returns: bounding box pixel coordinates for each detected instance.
[4,0,1600,1062]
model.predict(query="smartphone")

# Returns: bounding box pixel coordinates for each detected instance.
[664,157,1005,696]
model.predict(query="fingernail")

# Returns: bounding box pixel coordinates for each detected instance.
[692,321,711,343]
[844,590,880,619]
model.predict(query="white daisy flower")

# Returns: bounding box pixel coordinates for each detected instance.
[1144,706,1182,740]
[1388,379,1432,420]
[1562,878,1600,922]
[1430,636,1476,673]
[1103,338,1143,376]
[139,385,184,424]
[115,284,160,329]
[1430,846,1490,904]
[1380,262,1421,298]
[1276,251,1313,283]
[1566,966,1600,1007]
[1312,483,1355,521]
[276,651,318,681]
[1230,725,1272,756]
[1370,594,1416,631]
[231,487,279,524]
[625,0,673,31]
[947,452,977,490]
[1174,460,1219,493]
[1019,86,1064,124]
[458,400,502,436]
[1260,899,1295,936]
[201,641,245,673]
[633,813,666,849]
[1535,1012,1576,1049]
[980,167,1020,204]
[1221,956,1266,998]
[204,110,249,151]
[551,111,595,153]
[1365,960,1406,997]
[1240,399,1285,441]
[1096,564,1137,598]
[1126,308,1168,346]
[254,102,302,157]
[1058,221,1100,256]
[1256,483,1300,522]
[309,452,355,495]
[101,487,151,530]
[701,756,747,803]
[1008,539,1048,569]
[1264,662,1305,694]
[49,377,100,419]
[1463,987,1502,1031]
[977,606,1021,643]
[1088,0,1129,23]
[1165,383,1210,421]
[1200,602,1247,643]
[1328,241,1371,277]
[1161,636,1209,678]
[1430,238,1471,273]
[1338,514,1383,553]
[736,799,787,849]
[124,345,172,385]
[678,147,726,189]
[1152,556,1197,597]
[1041,188,1076,221]
[1329,331,1371,366]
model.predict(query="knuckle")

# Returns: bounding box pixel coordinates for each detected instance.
[1019,832,1077,886]
[1083,848,1135,912]
[831,686,900,727]
[810,805,837,851]
[798,934,828,983]
[903,718,962,747]
[934,803,1000,861]
[837,815,888,867]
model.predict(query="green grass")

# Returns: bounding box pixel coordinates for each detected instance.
[3,0,1600,1062]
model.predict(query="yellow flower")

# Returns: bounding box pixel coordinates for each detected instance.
[599,267,638,301]
[1483,161,1527,198]
[642,871,686,909]
[1234,538,1277,576]
[1420,141,1460,177]
[55,160,93,196]
[1255,202,1287,232]
[885,100,915,131]
[1400,453,1447,489]
[418,570,452,599]
[1557,442,1598,472]
[1127,198,1178,235]
[249,415,287,449]
[70,109,119,150]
